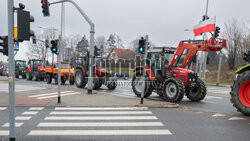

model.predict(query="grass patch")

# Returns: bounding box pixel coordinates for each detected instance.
[205,70,235,86]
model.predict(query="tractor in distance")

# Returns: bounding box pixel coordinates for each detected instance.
[45,62,75,85]
[26,59,46,81]
[15,60,26,79]
[230,50,250,116]
[132,37,227,103]
[75,51,117,90]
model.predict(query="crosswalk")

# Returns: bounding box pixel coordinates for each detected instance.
[0,107,172,136]
[28,91,81,100]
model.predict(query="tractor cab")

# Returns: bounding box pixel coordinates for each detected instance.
[15,60,26,78]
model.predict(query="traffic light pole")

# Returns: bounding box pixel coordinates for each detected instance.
[141,35,149,104]
[50,0,95,94]
[8,0,16,140]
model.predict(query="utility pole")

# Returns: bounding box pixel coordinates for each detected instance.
[216,51,223,86]
[141,35,149,104]
[57,2,64,103]
[8,0,16,140]
[201,0,209,80]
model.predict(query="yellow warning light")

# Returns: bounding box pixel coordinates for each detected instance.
[147,44,151,48]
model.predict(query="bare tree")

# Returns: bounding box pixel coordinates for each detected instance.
[222,19,247,69]
[26,30,58,60]
[95,36,106,55]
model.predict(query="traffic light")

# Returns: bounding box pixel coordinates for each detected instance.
[51,40,58,54]
[94,46,101,56]
[41,0,50,16]
[214,26,221,38]
[0,36,8,56]
[17,9,35,41]
[138,38,145,54]
[243,51,250,63]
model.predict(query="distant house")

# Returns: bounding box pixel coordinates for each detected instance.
[107,48,136,61]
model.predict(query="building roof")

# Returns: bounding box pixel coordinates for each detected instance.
[107,48,136,60]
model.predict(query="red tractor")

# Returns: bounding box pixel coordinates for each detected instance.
[75,54,117,90]
[132,37,226,102]
[26,59,46,81]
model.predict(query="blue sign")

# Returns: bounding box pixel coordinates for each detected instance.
[14,42,19,51]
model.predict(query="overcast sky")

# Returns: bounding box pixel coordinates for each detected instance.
[0,0,250,60]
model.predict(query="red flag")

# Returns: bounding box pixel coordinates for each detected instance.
[193,16,216,36]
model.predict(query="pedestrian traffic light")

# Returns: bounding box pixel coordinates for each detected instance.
[51,40,58,54]
[94,46,101,56]
[243,51,250,63]
[41,0,50,16]
[0,36,8,56]
[214,26,220,38]
[17,8,35,41]
[138,38,145,54]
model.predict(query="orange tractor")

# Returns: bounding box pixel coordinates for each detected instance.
[45,62,75,85]
[132,37,226,102]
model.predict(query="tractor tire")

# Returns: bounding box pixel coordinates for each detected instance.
[15,71,19,79]
[186,78,207,102]
[230,71,250,116]
[162,77,185,102]
[61,77,66,85]
[75,68,86,88]
[22,74,26,79]
[46,74,52,84]
[96,81,103,89]
[156,90,164,97]
[33,72,40,81]
[69,76,74,85]
[106,78,117,90]
[54,74,58,84]
[26,70,32,80]
[132,70,153,98]
[40,76,44,81]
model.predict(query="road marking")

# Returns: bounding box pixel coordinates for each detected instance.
[45,116,158,120]
[54,107,148,111]
[0,131,9,136]
[29,107,44,110]
[37,92,80,99]
[22,111,38,115]
[2,122,23,127]
[15,116,32,120]
[0,107,7,110]
[228,117,246,120]
[212,113,227,117]
[28,91,74,98]
[37,122,164,127]
[28,130,172,135]
[50,111,153,115]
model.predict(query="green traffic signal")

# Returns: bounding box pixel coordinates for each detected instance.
[138,38,145,54]
[139,46,144,53]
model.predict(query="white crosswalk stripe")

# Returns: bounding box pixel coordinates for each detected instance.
[28,91,81,100]
[22,111,39,115]
[0,131,9,136]
[29,107,44,110]
[2,122,24,127]
[0,107,7,110]
[28,107,172,136]
[15,116,32,120]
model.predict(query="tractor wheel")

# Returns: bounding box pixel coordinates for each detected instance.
[40,76,44,81]
[230,71,250,116]
[96,81,103,89]
[162,77,185,102]
[156,90,164,97]
[54,75,58,84]
[69,76,74,85]
[46,74,52,84]
[75,68,86,88]
[26,70,32,80]
[61,77,66,85]
[15,71,19,79]
[22,74,26,79]
[92,77,100,90]
[186,78,207,102]
[33,72,40,81]
[132,70,153,98]
[106,78,117,90]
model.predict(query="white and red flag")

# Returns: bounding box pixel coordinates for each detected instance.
[193,16,216,36]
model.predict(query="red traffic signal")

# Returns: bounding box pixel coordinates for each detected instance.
[41,0,50,16]
[0,36,8,56]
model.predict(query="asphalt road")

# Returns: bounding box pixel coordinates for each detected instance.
[0,78,249,141]
[0,106,249,141]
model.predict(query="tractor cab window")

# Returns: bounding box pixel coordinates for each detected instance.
[96,58,104,67]
[16,61,26,67]
[173,49,189,67]
[34,61,44,68]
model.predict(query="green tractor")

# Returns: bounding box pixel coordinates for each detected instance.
[230,51,250,116]
[15,60,26,79]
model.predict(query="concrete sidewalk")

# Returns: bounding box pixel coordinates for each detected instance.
[0,87,178,108]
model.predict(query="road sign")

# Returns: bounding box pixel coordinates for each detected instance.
[14,42,19,51]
